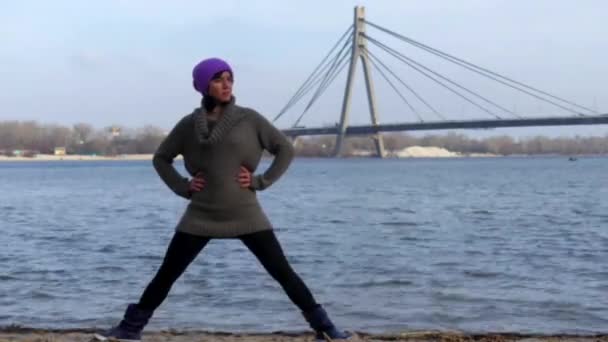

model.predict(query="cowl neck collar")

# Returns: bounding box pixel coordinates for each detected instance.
[193,96,245,145]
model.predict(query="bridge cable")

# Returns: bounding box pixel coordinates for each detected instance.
[364,35,503,120]
[292,55,350,128]
[310,50,352,111]
[286,29,355,113]
[362,48,423,122]
[364,20,594,116]
[364,34,520,119]
[278,43,350,122]
[273,25,353,122]
[291,35,353,127]
[303,37,353,112]
[292,44,352,127]
[273,25,354,123]
[363,46,446,121]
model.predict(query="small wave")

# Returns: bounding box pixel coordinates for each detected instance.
[431,290,473,303]
[361,279,414,287]
[98,245,117,253]
[399,236,419,242]
[346,310,387,321]
[51,235,84,244]
[0,275,18,281]
[28,290,55,300]
[93,266,126,272]
[225,297,261,307]
[428,311,474,324]
[571,252,602,260]
[37,234,65,242]
[380,221,418,227]
[11,269,67,276]
[542,214,567,225]
[378,207,416,214]
[337,278,414,289]
[327,219,348,224]
[463,270,501,278]
[135,254,162,261]
[432,261,461,267]
[471,210,492,215]
[590,214,608,223]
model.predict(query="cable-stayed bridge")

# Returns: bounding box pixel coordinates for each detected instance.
[273,7,607,157]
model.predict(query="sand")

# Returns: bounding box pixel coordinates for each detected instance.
[390,146,459,158]
[0,327,605,342]
[389,146,498,158]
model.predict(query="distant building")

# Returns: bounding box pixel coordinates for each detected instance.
[54,147,67,156]
[110,126,121,138]
[9,149,39,157]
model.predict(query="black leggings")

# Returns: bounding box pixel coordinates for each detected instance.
[137,230,318,312]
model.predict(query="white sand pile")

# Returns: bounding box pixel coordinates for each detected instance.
[391,146,460,158]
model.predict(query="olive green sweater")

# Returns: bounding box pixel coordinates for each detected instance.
[152,97,294,238]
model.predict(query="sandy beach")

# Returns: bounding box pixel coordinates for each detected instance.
[0,327,605,342]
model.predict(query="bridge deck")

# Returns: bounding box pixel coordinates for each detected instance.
[281,115,608,137]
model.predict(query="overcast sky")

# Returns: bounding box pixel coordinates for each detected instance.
[1,0,606,137]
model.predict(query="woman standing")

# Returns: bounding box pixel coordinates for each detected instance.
[94,58,353,342]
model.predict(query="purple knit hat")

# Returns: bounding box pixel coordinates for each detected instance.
[192,58,233,95]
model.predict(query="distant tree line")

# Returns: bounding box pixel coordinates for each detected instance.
[296,132,608,156]
[0,120,606,157]
[0,121,165,156]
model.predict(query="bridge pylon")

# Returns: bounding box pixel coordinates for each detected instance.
[334,6,386,158]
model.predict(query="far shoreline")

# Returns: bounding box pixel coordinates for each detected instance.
[0,154,159,162]
[0,153,603,162]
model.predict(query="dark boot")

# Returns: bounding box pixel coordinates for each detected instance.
[303,305,353,341]
[94,303,153,342]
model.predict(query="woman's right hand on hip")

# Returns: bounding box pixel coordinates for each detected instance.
[188,172,206,193]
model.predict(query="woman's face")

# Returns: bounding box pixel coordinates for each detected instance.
[208,71,233,102]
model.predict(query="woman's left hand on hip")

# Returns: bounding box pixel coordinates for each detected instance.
[237,165,252,188]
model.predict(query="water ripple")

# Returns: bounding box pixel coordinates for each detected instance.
[379,221,418,227]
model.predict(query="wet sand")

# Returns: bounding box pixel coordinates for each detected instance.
[0,327,606,342]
